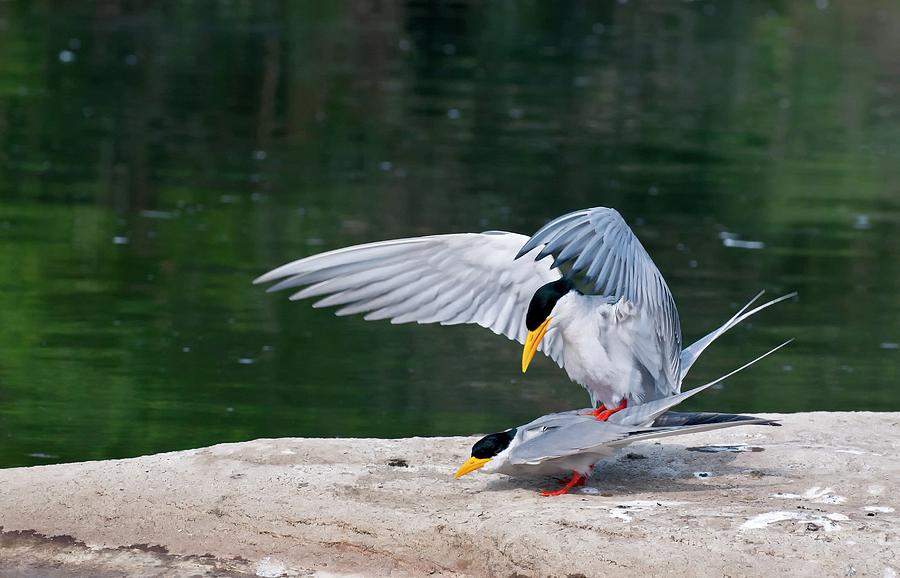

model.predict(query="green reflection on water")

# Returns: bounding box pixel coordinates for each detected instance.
[0,1,897,468]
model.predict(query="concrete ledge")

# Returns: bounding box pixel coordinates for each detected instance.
[1,413,898,577]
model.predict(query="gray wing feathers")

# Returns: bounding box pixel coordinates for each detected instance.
[650,411,779,428]
[603,418,778,447]
[509,415,776,464]
[509,419,632,464]
[255,232,562,347]
[516,207,682,392]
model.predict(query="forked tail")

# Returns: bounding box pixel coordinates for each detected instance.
[610,339,793,427]
[679,291,797,386]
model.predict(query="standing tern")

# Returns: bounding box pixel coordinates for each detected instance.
[453,340,790,496]
[255,207,795,420]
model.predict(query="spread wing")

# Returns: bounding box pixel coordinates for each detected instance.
[254,232,564,353]
[516,207,681,393]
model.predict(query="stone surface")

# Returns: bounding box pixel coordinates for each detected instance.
[0,412,897,577]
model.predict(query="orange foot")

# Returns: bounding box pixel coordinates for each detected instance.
[540,471,585,497]
[591,399,627,421]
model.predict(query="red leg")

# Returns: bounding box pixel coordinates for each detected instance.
[589,404,608,418]
[540,471,585,497]
[593,399,627,421]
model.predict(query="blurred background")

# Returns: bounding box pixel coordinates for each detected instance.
[0,1,897,468]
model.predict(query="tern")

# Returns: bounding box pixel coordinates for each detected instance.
[453,340,790,496]
[255,207,795,420]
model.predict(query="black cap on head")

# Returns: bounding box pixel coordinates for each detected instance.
[525,278,576,331]
[471,428,517,459]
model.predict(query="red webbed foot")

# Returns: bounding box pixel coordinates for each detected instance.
[592,399,627,421]
[540,471,585,497]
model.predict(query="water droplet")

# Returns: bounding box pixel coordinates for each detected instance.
[58,50,75,63]
[447,108,461,120]
[853,214,871,230]
[722,238,765,250]
[112,236,129,245]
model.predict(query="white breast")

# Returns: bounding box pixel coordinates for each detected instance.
[551,293,666,408]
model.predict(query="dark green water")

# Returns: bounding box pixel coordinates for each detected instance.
[0,1,897,468]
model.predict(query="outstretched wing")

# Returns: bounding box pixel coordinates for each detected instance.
[516,207,681,393]
[255,232,563,351]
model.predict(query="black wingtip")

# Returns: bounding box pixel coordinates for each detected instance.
[651,412,777,428]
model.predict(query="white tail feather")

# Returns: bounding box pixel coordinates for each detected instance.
[611,339,793,427]
[679,291,797,385]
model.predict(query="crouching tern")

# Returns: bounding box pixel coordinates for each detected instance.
[454,340,790,496]
[255,206,795,420]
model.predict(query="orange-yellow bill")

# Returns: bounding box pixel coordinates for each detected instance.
[521,316,552,373]
[453,457,491,479]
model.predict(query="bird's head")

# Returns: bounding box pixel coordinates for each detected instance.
[522,278,577,372]
[453,428,517,478]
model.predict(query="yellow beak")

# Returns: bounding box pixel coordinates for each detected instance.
[521,316,552,373]
[453,456,491,479]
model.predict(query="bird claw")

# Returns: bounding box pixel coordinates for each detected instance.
[540,487,572,497]
[591,399,627,421]
[540,471,585,496]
